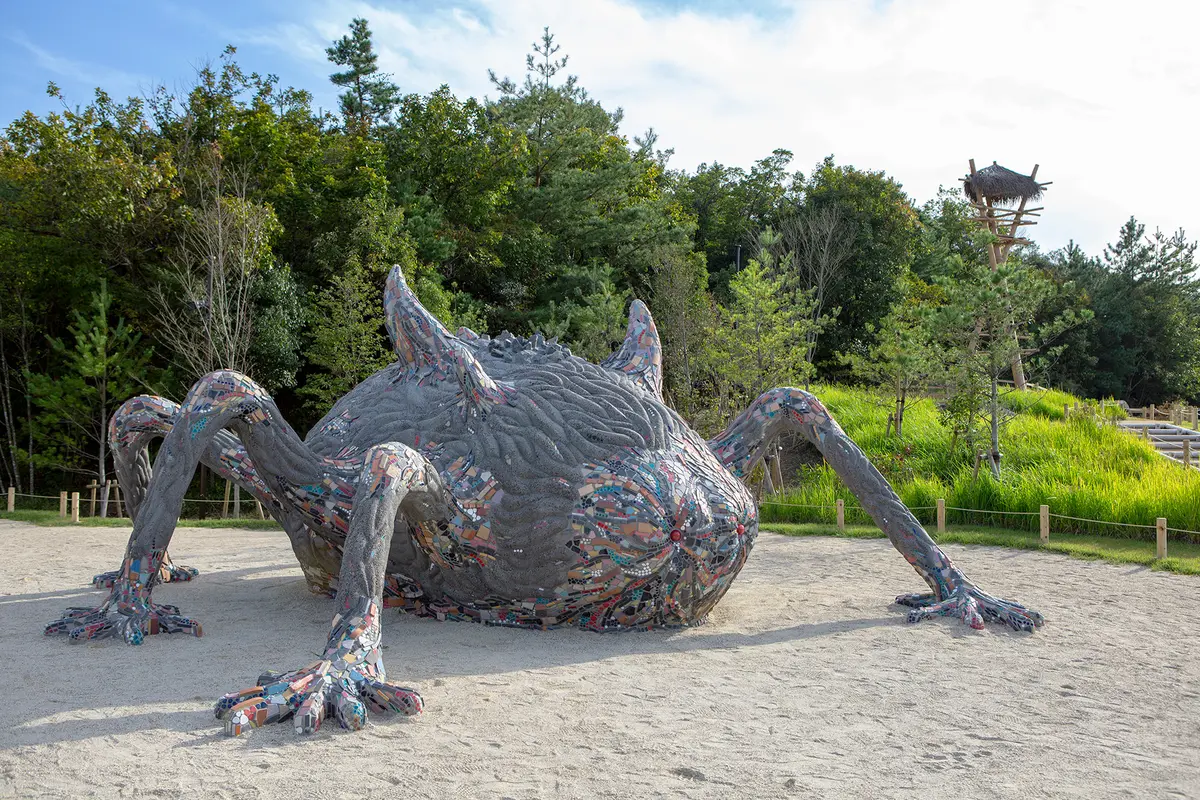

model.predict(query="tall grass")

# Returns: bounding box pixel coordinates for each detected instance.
[763,385,1200,543]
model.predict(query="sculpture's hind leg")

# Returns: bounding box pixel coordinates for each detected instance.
[216,443,445,736]
[709,388,1043,632]
[102,394,338,593]
[44,371,366,644]
[101,396,202,587]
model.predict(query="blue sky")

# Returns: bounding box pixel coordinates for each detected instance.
[1,2,341,120]
[2,0,1196,256]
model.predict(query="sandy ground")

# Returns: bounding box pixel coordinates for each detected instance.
[1,520,1198,799]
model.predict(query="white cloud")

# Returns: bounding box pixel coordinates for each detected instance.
[279,0,1199,255]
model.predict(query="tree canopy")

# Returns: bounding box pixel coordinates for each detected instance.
[1,19,1196,496]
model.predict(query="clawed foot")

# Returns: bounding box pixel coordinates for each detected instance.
[44,599,202,644]
[896,584,1044,632]
[92,553,198,589]
[47,552,203,644]
[215,661,423,736]
[214,595,421,736]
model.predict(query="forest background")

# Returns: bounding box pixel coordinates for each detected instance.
[2,20,1198,495]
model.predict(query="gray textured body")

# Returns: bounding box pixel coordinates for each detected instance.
[301,332,754,619]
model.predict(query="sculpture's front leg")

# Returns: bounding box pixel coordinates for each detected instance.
[44,549,202,643]
[216,443,443,736]
[709,388,1044,632]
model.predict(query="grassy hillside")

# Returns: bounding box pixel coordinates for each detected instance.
[763,385,1200,542]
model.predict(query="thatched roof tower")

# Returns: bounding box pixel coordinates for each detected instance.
[962,162,1044,205]
[960,158,1051,391]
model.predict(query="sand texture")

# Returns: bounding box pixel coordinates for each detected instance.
[1,519,1198,799]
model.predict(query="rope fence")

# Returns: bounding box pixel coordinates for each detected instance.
[758,494,1192,557]
[947,506,1040,516]
[1046,513,1153,529]
[6,482,1195,558]
[4,480,266,522]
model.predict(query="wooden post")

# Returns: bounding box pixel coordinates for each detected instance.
[1039,505,1049,544]
[59,491,68,518]
[1192,408,1198,431]
[1142,426,1149,441]
[936,498,946,534]
[222,480,231,518]
[1063,404,1070,419]
[1157,517,1167,558]
[234,483,241,520]
[1150,404,1157,420]
[836,499,845,531]
[771,448,785,492]
[88,481,97,517]
[1185,439,1192,469]
[255,500,265,520]
[71,491,80,524]
[6,486,14,512]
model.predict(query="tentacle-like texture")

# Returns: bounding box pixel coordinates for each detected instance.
[708,388,1044,631]
[104,395,281,589]
[216,442,444,736]
[107,393,342,594]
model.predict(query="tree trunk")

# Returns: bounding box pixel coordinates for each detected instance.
[98,382,107,485]
[0,340,21,492]
[21,304,34,494]
[1009,331,1027,390]
[989,375,1002,479]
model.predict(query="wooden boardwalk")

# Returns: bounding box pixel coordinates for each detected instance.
[1119,415,1200,466]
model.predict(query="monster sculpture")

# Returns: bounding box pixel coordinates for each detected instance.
[45,265,1044,737]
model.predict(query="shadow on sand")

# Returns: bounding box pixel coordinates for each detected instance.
[5,558,1020,748]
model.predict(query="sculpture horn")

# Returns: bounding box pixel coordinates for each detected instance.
[601,299,663,398]
[384,265,512,411]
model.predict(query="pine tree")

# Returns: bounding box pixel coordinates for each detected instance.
[300,262,392,414]
[25,282,156,483]
[651,248,711,418]
[704,235,819,414]
[326,18,400,131]
[842,276,939,438]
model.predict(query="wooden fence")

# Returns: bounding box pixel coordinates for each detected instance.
[5,479,264,521]
[762,496,1182,558]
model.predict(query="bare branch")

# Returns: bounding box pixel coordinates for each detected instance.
[148,143,274,383]
[777,206,855,368]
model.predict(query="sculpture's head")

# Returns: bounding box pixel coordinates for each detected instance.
[568,440,758,629]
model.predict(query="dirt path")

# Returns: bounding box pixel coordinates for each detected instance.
[1,520,1197,799]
